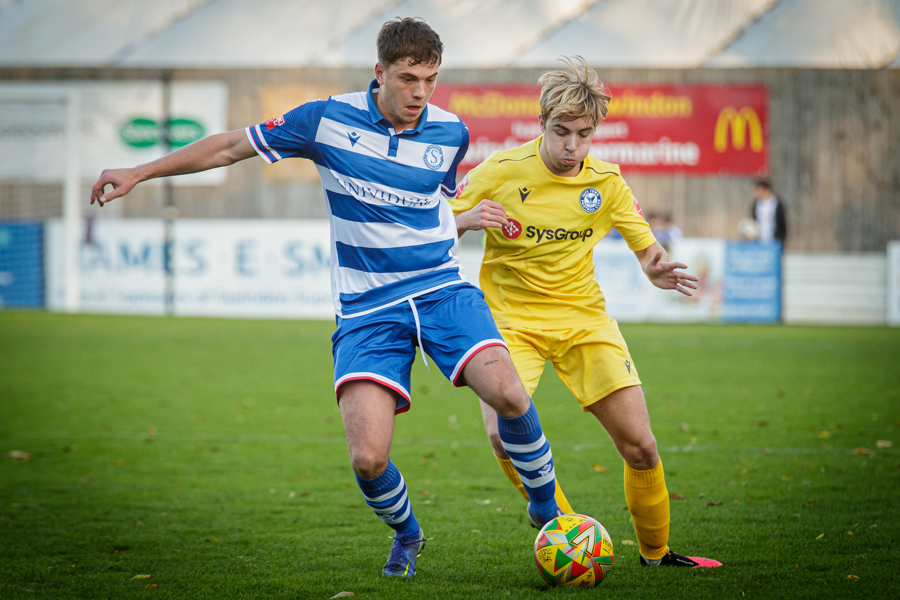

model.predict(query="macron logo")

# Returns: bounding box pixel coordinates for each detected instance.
[347,131,361,146]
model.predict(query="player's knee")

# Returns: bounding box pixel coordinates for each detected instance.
[622,436,659,471]
[484,386,530,419]
[350,449,389,480]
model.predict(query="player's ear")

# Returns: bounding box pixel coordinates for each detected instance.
[538,114,545,133]
[375,63,385,85]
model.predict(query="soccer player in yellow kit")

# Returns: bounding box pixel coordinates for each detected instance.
[452,57,721,568]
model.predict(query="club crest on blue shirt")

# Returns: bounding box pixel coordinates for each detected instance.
[580,188,602,213]
[423,145,444,170]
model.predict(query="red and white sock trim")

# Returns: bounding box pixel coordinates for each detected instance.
[335,372,411,413]
[450,339,508,386]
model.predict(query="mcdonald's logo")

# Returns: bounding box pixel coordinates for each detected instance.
[714,107,763,153]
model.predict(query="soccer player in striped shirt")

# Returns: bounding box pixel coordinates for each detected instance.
[90,18,563,578]
[452,57,722,569]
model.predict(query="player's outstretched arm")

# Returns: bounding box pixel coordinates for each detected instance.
[90,129,256,206]
[454,199,508,237]
[635,242,699,297]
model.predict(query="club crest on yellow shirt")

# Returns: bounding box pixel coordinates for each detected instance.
[580,188,602,213]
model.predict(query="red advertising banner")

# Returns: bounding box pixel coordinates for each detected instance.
[429,84,768,176]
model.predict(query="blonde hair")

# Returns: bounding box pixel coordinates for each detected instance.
[538,56,611,127]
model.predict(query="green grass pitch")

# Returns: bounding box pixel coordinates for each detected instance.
[1,312,899,599]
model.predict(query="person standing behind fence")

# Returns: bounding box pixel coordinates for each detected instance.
[750,179,786,245]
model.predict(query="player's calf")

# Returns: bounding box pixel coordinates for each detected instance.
[496,401,560,524]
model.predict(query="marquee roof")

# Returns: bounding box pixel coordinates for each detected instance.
[1,0,898,68]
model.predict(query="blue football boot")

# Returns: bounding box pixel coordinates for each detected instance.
[382,526,426,577]
[526,501,565,530]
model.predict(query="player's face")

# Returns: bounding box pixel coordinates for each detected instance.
[375,59,439,131]
[539,115,596,177]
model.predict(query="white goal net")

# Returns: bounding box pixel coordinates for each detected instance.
[0,86,81,311]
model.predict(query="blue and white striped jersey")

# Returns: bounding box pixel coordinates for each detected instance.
[246,80,469,318]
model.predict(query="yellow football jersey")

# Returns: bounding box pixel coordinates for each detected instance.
[451,137,656,329]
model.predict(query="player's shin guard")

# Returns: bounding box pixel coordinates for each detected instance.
[356,461,420,537]
[494,454,575,513]
[497,401,559,521]
[624,458,670,561]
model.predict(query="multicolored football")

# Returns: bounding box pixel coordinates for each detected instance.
[533,514,614,587]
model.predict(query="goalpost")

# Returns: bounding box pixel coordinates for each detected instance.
[0,85,81,312]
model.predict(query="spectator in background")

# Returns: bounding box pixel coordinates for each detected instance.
[750,179,786,245]
[648,212,683,253]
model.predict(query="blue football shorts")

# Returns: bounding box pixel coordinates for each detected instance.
[332,283,508,414]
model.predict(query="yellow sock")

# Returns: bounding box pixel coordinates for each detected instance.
[494,454,575,514]
[623,458,669,561]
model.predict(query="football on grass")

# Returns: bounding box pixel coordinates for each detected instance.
[533,514,614,587]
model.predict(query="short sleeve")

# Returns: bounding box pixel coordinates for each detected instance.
[441,125,469,198]
[245,100,327,164]
[610,179,656,252]
[449,151,498,214]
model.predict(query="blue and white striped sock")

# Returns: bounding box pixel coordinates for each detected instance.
[498,401,558,522]
[355,461,420,538]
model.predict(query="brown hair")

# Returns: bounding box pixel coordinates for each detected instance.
[754,178,772,190]
[538,56,611,127]
[377,17,443,67]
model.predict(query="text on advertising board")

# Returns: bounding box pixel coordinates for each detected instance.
[429,84,768,175]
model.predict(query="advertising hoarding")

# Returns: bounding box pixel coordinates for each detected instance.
[429,84,768,176]
[0,82,227,185]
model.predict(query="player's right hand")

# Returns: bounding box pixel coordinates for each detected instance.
[455,199,509,232]
[90,168,141,207]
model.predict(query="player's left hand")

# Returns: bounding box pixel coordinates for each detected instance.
[644,251,699,296]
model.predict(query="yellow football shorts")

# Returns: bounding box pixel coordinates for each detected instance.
[501,319,642,410]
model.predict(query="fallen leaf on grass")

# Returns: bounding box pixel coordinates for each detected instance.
[801,480,810,486]
[144,584,161,589]
[697,493,705,499]
[846,575,859,581]
[620,540,635,546]
[816,534,825,539]
[670,493,685,500]
[592,463,606,474]
[733,498,740,504]
[818,431,831,439]
[876,440,893,449]
[9,451,31,461]
[854,448,872,456]
[131,574,153,579]
[706,501,723,507]
[288,491,296,499]
[781,476,791,482]
[331,592,355,598]
[844,531,853,536]
[475,499,491,505]
[116,460,126,467]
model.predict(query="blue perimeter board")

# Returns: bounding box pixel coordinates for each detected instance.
[0,221,44,308]
[722,241,781,323]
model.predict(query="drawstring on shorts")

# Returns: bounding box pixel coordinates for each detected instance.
[407,298,430,371]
